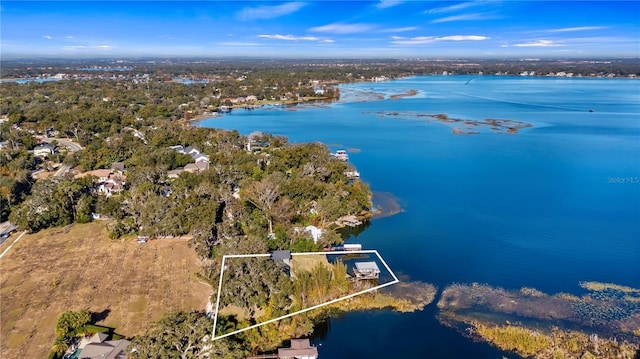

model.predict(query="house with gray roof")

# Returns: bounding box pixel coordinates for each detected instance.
[353,262,380,280]
[77,332,130,359]
[278,338,318,359]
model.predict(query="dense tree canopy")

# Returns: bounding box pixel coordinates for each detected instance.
[130,311,246,359]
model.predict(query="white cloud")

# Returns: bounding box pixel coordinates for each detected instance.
[65,36,74,40]
[513,40,562,47]
[62,44,113,51]
[426,1,488,14]
[392,35,489,45]
[378,26,418,33]
[439,35,488,41]
[237,2,306,20]
[322,39,335,43]
[63,45,86,51]
[376,0,405,9]
[259,34,321,41]
[44,35,53,40]
[310,23,375,34]
[431,12,496,23]
[549,26,607,33]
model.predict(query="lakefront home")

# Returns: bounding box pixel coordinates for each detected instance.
[277,338,318,359]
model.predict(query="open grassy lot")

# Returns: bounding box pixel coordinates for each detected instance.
[291,253,332,275]
[0,222,211,359]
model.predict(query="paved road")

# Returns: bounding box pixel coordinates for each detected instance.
[41,137,83,152]
[54,164,71,178]
[37,137,82,177]
[0,230,27,259]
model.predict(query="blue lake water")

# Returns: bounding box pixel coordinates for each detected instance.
[199,76,640,357]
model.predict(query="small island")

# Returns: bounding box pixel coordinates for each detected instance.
[372,111,534,134]
[389,89,420,100]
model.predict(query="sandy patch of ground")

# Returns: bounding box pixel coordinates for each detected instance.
[0,222,210,359]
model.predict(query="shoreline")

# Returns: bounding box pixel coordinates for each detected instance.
[188,97,337,124]
[188,79,425,125]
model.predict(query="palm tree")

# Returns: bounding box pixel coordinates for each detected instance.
[51,336,69,354]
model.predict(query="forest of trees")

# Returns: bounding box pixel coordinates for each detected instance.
[1,66,377,356]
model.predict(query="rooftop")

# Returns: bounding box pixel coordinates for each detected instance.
[354,261,380,273]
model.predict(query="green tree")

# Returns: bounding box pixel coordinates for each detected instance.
[55,309,91,338]
[131,311,246,359]
[241,173,286,234]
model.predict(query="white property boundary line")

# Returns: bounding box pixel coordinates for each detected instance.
[212,250,399,341]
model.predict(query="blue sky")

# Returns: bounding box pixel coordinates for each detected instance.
[1,1,639,58]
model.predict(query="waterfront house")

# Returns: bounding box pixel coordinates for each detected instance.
[335,215,362,227]
[277,339,318,359]
[331,150,348,161]
[343,243,362,251]
[294,225,323,244]
[353,262,380,280]
[305,225,322,243]
[271,250,292,267]
[271,250,293,277]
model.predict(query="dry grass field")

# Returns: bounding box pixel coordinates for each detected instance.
[291,253,332,274]
[0,222,211,359]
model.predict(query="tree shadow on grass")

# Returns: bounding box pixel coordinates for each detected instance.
[90,308,111,324]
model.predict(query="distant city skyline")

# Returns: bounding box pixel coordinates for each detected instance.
[1,1,639,59]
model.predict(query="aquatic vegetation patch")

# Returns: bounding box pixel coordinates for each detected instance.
[572,282,640,327]
[438,283,575,321]
[580,281,640,295]
[368,111,534,135]
[437,282,640,358]
[457,320,638,359]
[372,191,404,218]
[389,89,419,100]
[474,323,552,356]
